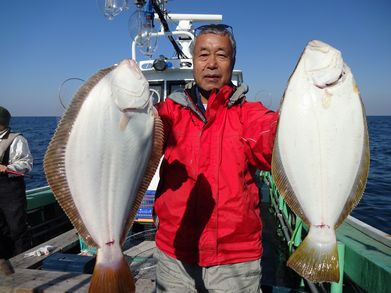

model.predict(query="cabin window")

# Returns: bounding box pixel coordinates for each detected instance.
[168,81,188,95]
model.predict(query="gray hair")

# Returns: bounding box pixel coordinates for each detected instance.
[190,24,236,68]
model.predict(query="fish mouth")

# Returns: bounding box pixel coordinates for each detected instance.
[314,70,346,89]
[112,80,149,96]
[121,107,149,113]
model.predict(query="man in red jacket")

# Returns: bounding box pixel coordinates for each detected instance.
[154,24,278,292]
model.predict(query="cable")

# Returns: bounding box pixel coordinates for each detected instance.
[58,77,84,110]
[151,0,188,59]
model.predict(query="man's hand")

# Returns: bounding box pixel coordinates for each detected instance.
[0,164,7,173]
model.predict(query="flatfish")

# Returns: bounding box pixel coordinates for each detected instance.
[272,40,370,282]
[44,59,163,292]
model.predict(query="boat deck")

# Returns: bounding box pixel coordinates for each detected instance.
[1,230,157,292]
[2,201,389,292]
[0,202,305,292]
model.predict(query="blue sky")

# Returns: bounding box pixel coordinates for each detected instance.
[0,0,390,116]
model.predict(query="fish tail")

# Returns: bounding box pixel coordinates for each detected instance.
[89,248,135,293]
[287,225,339,283]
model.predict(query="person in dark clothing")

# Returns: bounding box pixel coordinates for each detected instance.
[0,106,33,260]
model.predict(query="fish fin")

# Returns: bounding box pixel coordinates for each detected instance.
[44,65,116,247]
[335,111,370,228]
[287,226,339,283]
[271,134,310,225]
[119,113,130,131]
[121,108,164,243]
[89,253,135,293]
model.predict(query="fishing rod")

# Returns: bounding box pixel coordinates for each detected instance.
[4,169,33,178]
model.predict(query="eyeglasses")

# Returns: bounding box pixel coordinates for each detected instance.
[194,24,234,37]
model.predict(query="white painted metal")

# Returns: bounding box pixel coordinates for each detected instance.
[155,13,222,22]
[345,216,391,247]
[132,31,194,62]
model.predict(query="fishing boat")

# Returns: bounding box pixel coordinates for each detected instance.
[1,2,390,292]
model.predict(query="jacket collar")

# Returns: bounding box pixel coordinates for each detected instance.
[167,82,249,123]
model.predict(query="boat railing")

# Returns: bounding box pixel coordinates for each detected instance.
[259,171,306,252]
[259,170,343,293]
[344,215,390,248]
[26,185,52,196]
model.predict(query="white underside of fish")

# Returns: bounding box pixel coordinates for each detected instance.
[272,40,369,282]
[65,78,154,248]
[277,77,365,226]
[44,59,164,292]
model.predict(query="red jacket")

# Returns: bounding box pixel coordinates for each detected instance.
[154,83,278,266]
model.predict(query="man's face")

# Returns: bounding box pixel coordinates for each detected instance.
[193,33,234,93]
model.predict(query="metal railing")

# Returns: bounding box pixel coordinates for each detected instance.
[259,171,345,293]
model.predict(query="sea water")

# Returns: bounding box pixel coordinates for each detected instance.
[9,116,391,234]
